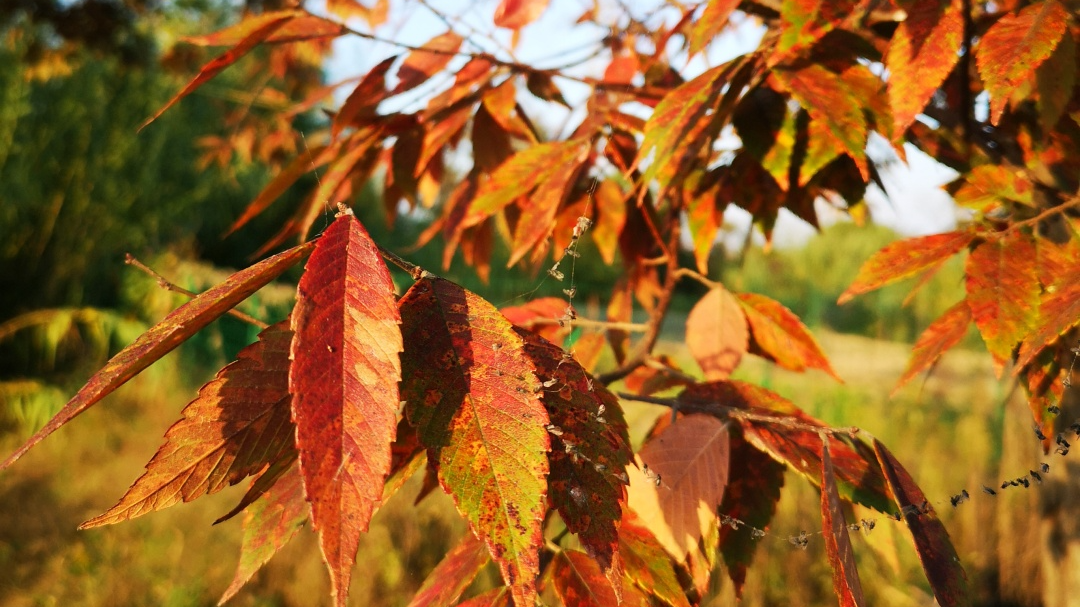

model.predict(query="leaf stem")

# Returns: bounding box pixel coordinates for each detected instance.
[124,254,268,329]
[521,317,649,332]
[376,244,425,280]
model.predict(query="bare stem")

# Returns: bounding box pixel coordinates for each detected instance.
[125,254,268,329]
[522,317,649,332]
[376,245,425,280]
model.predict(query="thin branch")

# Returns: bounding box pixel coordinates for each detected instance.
[1002,197,1080,233]
[376,244,425,280]
[674,267,720,290]
[124,254,268,329]
[522,317,650,332]
[618,392,861,438]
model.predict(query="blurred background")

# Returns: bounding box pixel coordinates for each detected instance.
[0,1,1063,606]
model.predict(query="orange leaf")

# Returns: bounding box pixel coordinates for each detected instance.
[501,297,569,343]
[977,0,1069,124]
[520,330,632,579]
[394,31,465,95]
[626,413,730,560]
[618,514,691,607]
[218,463,307,606]
[399,276,550,607]
[838,231,973,304]
[457,588,512,607]
[737,293,839,380]
[0,241,314,472]
[965,232,1040,376]
[821,440,867,607]
[774,64,867,180]
[688,0,740,55]
[683,170,723,273]
[290,213,402,607]
[551,550,651,607]
[80,322,295,528]
[405,533,490,607]
[1015,266,1080,371]
[894,301,972,394]
[1036,27,1076,129]
[334,55,398,136]
[493,0,550,30]
[885,0,964,138]
[509,153,588,266]
[952,165,1035,211]
[873,439,970,606]
[591,179,627,266]
[686,287,749,380]
[141,14,294,130]
[181,10,345,46]
[227,142,337,235]
[777,0,855,57]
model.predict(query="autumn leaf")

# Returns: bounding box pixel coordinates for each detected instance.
[894,301,972,394]
[965,232,1040,376]
[181,10,346,46]
[457,588,512,607]
[679,381,893,513]
[227,141,338,235]
[1015,264,1080,370]
[551,550,651,607]
[718,428,784,598]
[509,149,589,266]
[977,0,1069,124]
[1037,28,1076,129]
[626,413,730,560]
[688,0,740,55]
[686,286,749,380]
[591,179,627,266]
[289,212,402,607]
[885,0,964,137]
[493,0,550,30]
[619,514,691,607]
[141,14,295,130]
[737,293,839,380]
[519,329,632,581]
[0,241,314,472]
[952,165,1035,211]
[218,463,307,605]
[501,297,569,343]
[839,231,974,304]
[405,533,490,607]
[394,31,465,95]
[334,55,398,136]
[774,64,867,179]
[821,440,867,607]
[81,321,295,528]
[873,440,970,607]
[776,0,856,58]
[399,275,550,607]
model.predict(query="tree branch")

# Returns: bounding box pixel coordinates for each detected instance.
[125,254,268,329]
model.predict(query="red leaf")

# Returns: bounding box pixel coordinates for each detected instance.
[519,330,632,580]
[679,381,893,513]
[774,64,867,180]
[737,293,839,380]
[182,10,346,46]
[80,322,295,528]
[394,31,465,95]
[965,232,1040,375]
[218,463,308,605]
[618,515,692,607]
[463,139,591,230]
[952,165,1035,211]
[626,413,730,560]
[501,297,569,343]
[885,0,964,137]
[290,213,402,607]
[0,241,314,472]
[718,428,784,598]
[141,14,294,130]
[977,0,1069,124]
[551,550,651,607]
[894,301,972,394]
[688,0,740,55]
[334,55,398,136]
[406,533,490,607]
[457,588,511,607]
[509,150,588,266]
[493,0,550,30]
[399,276,550,607]
[838,231,974,304]
[686,287,749,380]
[872,439,970,606]
[821,440,867,607]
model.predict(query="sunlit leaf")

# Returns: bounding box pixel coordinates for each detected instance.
[873,439,970,607]
[406,533,490,607]
[227,142,337,235]
[509,149,588,266]
[885,0,964,137]
[81,322,294,528]
[686,287,749,380]
[394,31,465,94]
[551,550,650,607]
[457,588,512,607]
[718,428,784,598]
[519,329,632,579]
[1016,265,1080,370]
[141,14,294,130]
[777,0,855,57]
[952,165,1035,211]
[334,55,398,136]
[290,213,402,606]
[626,413,730,560]
[894,301,972,394]
[0,241,314,472]
[737,292,839,380]
[838,231,974,304]
[501,297,569,343]
[977,0,1069,124]
[218,463,307,605]
[774,64,867,179]
[182,10,346,46]
[965,232,1040,376]
[618,514,691,607]
[493,0,551,30]
[821,440,867,607]
[591,179,627,266]
[399,276,549,607]
[689,0,740,55]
